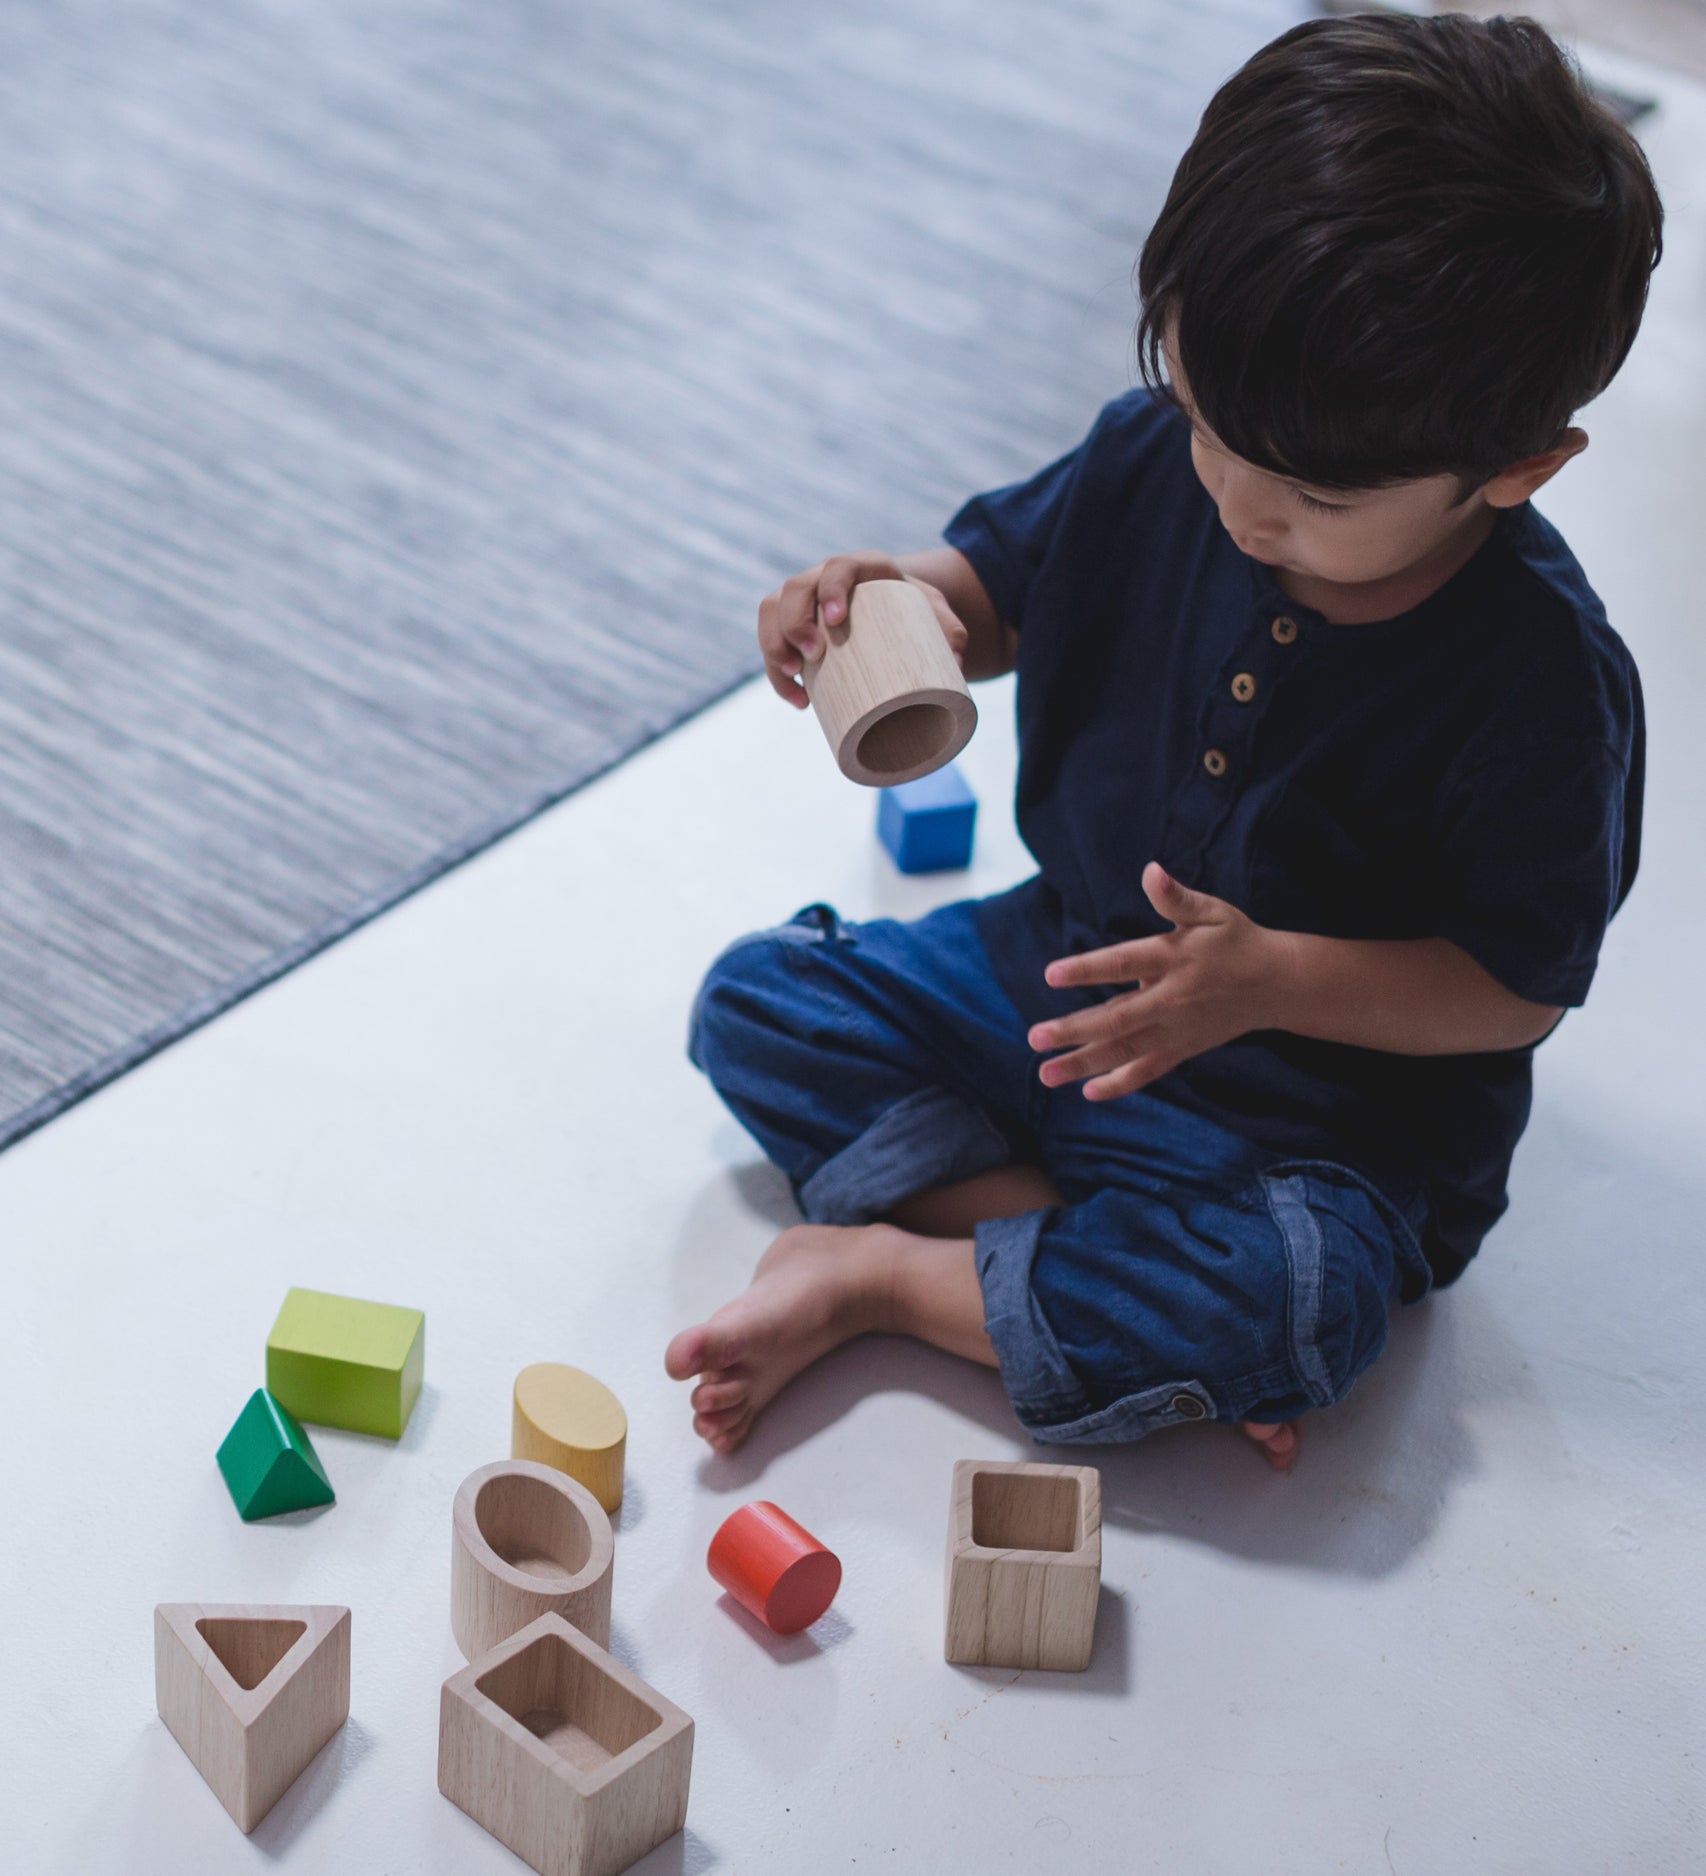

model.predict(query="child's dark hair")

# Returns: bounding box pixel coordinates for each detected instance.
[1135,12,1663,493]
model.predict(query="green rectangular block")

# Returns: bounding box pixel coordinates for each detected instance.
[266,1287,425,1439]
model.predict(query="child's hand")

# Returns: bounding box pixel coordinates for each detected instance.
[758,553,970,708]
[1028,863,1288,1099]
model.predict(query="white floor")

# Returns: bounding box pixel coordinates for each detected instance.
[6,39,1706,1876]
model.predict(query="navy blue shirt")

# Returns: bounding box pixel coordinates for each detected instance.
[945,389,1643,1285]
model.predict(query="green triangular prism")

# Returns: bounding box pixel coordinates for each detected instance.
[217,1388,336,1520]
[242,1444,337,1519]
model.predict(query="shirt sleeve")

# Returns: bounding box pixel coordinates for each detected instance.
[942,443,1085,635]
[1430,736,1640,1010]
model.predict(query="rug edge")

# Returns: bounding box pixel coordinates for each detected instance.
[0,661,761,1158]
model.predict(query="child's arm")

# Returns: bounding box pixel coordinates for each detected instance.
[1030,862,1563,1101]
[758,548,1014,707]
[889,549,1016,681]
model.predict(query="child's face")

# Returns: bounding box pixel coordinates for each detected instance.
[1165,340,1490,592]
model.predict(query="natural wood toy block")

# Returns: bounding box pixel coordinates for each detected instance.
[512,1363,628,1512]
[216,1388,335,1520]
[877,762,978,874]
[154,1603,350,1832]
[453,1460,615,1661]
[944,1460,1101,1671]
[439,1613,692,1876]
[804,578,977,786]
[266,1285,425,1438]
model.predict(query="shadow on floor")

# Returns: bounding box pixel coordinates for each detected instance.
[675,1094,1703,1582]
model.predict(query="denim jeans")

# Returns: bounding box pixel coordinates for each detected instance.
[689,898,1433,1443]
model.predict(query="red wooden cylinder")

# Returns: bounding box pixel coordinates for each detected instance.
[707,1501,841,1635]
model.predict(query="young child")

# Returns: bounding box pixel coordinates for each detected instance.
[665,13,1661,1469]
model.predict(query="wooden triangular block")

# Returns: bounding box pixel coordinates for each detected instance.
[154,1603,350,1832]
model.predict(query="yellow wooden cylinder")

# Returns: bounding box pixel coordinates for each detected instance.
[511,1363,627,1512]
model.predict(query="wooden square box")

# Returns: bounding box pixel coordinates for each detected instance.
[944,1460,1101,1671]
[439,1613,692,1876]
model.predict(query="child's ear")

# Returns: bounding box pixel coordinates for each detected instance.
[1481,428,1589,509]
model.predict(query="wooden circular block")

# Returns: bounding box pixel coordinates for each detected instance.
[510,1362,627,1512]
[451,1460,614,1661]
[707,1501,841,1635]
[803,579,977,787]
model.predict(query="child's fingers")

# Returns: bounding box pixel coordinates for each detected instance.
[759,552,923,706]
[758,590,816,707]
[1028,991,1150,1054]
[1084,1051,1177,1100]
[1044,938,1161,990]
[1142,860,1228,926]
[1037,1045,1100,1086]
[760,652,810,707]
[1038,1031,1158,1086]
[777,568,827,660]
[816,553,891,630]
[911,579,971,664]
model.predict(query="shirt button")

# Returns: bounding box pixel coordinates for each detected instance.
[1231,672,1257,703]
[1171,1392,1208,1420]
[1271,615,1298,644]
[1203,748,1228,777]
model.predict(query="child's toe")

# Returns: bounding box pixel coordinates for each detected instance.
[693,1403,746,1440]
[692,1378,745,1414]
[1241,1419,1301,1472]
[708,1412,753,1454]
[664,1325,709,1380]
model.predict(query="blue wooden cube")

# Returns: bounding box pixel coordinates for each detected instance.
[877,764,977,873]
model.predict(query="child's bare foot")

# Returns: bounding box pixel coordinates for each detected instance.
[665,1223,900,1454]
[1242,1419,1300,1472]
[667,1218,1304,1470]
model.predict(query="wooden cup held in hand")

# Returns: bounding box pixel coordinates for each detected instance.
[803,579,977,786]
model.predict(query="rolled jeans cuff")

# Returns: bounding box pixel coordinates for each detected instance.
[797,1086,1011,1226]
[975,1208,1221,1445]
[975,1207,1095,1431]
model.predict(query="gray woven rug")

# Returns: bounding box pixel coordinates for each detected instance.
[0,0,1280,1149]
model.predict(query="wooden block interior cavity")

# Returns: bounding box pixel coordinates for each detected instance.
[154,1603,351,1832]
[439,1614,692,1876]
[944,1461,1101,1671]
[970,1468,1082,1551]
[452,1460,615,1661]
[512,1363,628,1512]
[266,1286,425,1438]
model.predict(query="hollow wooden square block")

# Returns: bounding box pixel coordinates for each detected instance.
[439,1614,692,1876]
[154,1603,350,1832]
[944,1460,1101,1671]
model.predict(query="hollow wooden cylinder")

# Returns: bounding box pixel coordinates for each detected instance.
[511,1363,627,1513]
[803,579,977,787]
[707,1501,841,1635]
[452,1460,615,1662]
